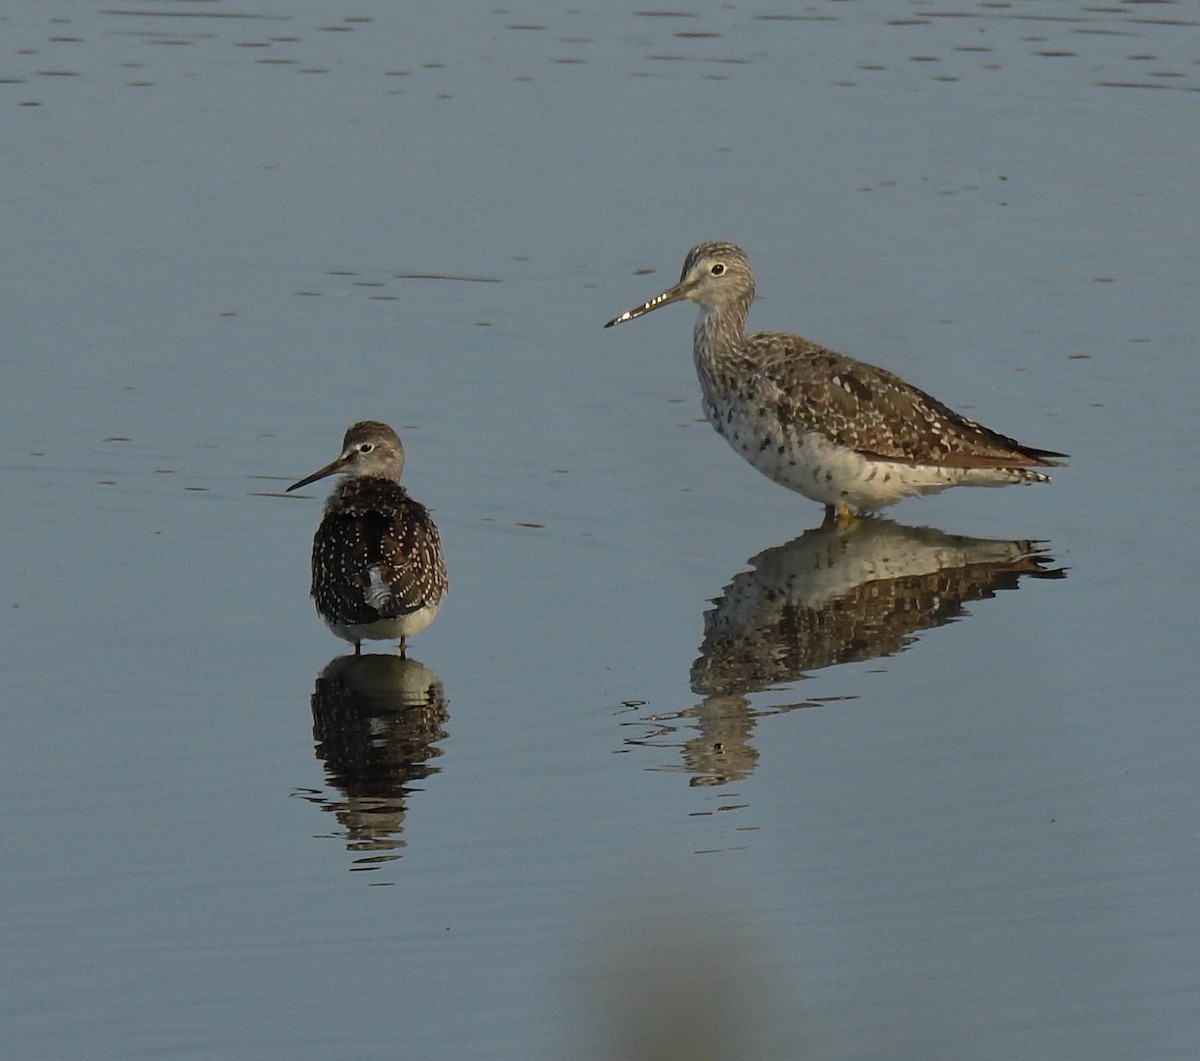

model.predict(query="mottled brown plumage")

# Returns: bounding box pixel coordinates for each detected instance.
[287,421,447,655]
[606,242,1066,520]
[691,518,1063,698]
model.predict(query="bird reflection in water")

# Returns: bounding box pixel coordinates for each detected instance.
[296,653,448,871]
[632,519,1064,787]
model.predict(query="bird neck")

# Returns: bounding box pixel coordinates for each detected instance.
[329,474,404,509]
[693,298,749,377]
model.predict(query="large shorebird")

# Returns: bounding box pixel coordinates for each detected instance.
[606,242,1066,521]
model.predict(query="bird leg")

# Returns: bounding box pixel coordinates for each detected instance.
[822,502,858,528]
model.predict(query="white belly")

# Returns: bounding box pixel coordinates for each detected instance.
[327,602,440,646]
[706,400,1017,511]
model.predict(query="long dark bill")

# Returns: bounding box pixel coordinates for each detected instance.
[286,453,350,493]
[603,280,691,328]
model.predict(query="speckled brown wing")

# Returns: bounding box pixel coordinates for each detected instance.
[312,482,447,625]
[747,333,1067,469]
[370,498,447,615]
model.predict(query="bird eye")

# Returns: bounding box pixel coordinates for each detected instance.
[710,263,726,276]
[358,443,374,454]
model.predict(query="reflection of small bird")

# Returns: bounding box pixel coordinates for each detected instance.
[606,242,1066,522]
[287,421,447,656]
[306,654,450,861]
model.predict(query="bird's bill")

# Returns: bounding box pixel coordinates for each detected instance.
[286,452,351,492]
[604,279,692,327]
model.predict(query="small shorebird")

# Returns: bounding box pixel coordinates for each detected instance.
[605,242,1066,522]
[287,421,447,656]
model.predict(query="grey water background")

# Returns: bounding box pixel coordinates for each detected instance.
[2,1,1197,1058]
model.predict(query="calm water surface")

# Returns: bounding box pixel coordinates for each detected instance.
[3,2,1198,1058]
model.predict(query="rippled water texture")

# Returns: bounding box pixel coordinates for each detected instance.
[3,2,1198,1059]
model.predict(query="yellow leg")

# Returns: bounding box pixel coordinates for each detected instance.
[822,502,857,527]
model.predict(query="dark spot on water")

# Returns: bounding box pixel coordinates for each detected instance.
[393,273,500,283]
